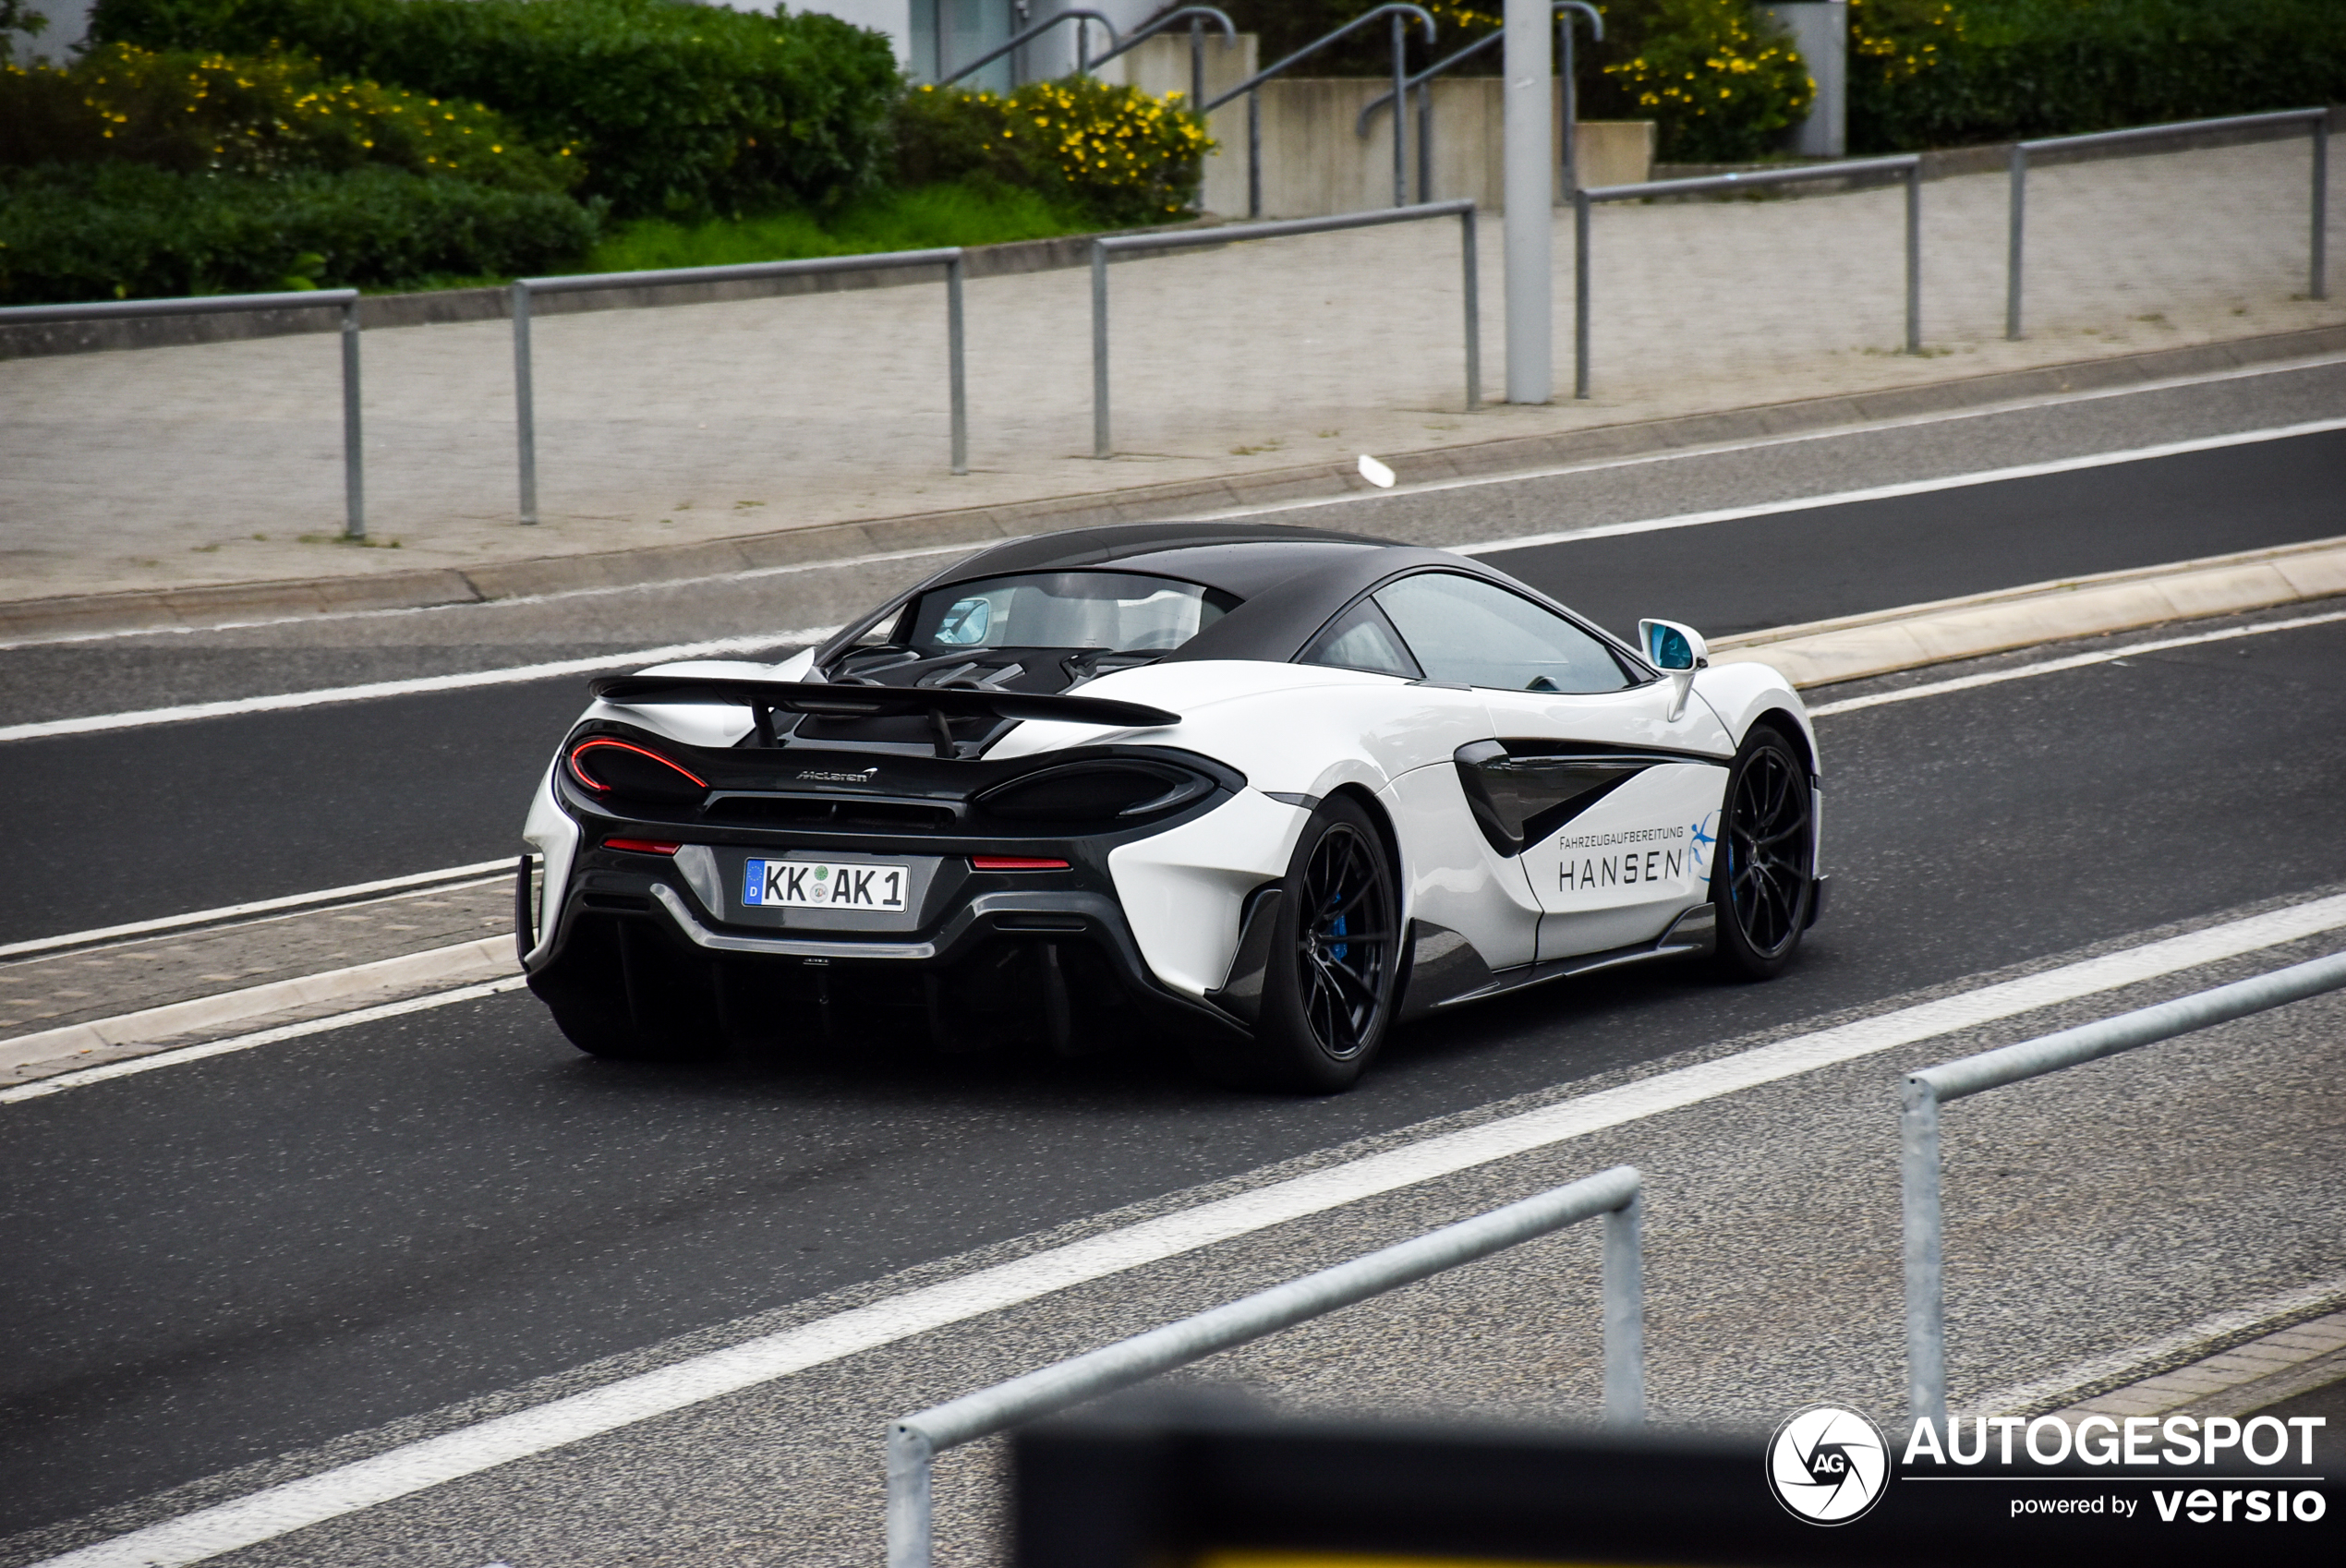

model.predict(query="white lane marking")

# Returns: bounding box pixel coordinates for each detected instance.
[30,893,2346,1567]
[0,545,961,652]
[0,626,840,744]
[0,977,527,1106]
[1807,608,2346,718]
[1199,356,2346,526]
[1446,416,2346,557]
[0,861,515,961]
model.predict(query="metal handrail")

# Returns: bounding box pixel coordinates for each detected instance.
[1573,155,1924,398]
[885,1165,1644,1568]
[1901,948,2346,1429]
[508,248,968,525]
[938,8,1120,86]
[1201,3,1438,216]
[1089,199,1480,457]
[1089,6,1236,113]
[1357,3,1602,200]
[0,288,367,540]
[2006,106,2328,339]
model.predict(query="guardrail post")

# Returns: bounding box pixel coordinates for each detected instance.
[511,281,538,525]
[1390,9,1409,208]
[1602,1187,1644,1424]
[885,1420,934,1568]
[1572,187,1591,399]
[1904,163,1923,354]
[2313,111,2329,301]
[1191,16,1205,112]
[2004,142,2027,341]
[1248,90,1264,219]
[339,296,365,541]
[946,255,968,476]
[1901,1074,1947,1430]
[1418,80,1434,201]
[1091,240,1111,459]
[1460,207,1481,410]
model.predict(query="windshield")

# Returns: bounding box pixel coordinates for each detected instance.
[902,572,1232,656]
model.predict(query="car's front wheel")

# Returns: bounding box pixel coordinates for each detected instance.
[1252,795,1400,1092]
[1711,725,1815,980]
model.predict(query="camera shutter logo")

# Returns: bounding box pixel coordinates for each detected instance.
[1766,1405,1889,1525]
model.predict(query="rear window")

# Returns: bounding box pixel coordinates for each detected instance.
[904,573,1233,655]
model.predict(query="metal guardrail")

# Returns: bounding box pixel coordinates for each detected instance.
[1574,155,1923,399]
[1203,3,1437,217]
[507,250,967,525]
[1901,947,2346,1429]
[0,288,367,539]
[1357,2,1602,202]
[1089,6,1236,115]
[1090,199,1479,457]
[884,1164,1644,1568]
[940,8,1120,86]
[2007,107,2329,339]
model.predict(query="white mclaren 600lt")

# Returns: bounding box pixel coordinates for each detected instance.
[517,522,1826,1091]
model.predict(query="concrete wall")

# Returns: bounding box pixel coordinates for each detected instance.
[1195,73,1653,219]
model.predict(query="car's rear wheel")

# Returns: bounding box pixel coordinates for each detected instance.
[1252,795,1399,1092]
[1711,725,1814,981]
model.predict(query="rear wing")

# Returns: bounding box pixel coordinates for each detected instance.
[588,675,1179,758]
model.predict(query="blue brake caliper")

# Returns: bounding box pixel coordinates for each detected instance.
[1329,909,1349,964]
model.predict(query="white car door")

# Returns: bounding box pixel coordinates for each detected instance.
[1371,572,1734,964]
[1294,592,1543,977]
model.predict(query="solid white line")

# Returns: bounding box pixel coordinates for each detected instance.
[31,892,2346,1568]
[0,626,839,744]
[0,977,528,1106]
[1806,608,2346,718]
[0,546,960,651]
[0,860,515,960]
[1199,356,2346,528]
[1445,416,2346,557]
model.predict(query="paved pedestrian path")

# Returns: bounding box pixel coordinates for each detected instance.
[1,138,2338,607]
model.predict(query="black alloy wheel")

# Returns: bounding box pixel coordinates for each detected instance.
[1712,725,1814,980]
[1254,794,1399,1092]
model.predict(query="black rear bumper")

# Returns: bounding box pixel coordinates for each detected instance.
[524,857,1233,1055]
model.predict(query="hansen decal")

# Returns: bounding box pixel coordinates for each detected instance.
[1554,824,1691,891]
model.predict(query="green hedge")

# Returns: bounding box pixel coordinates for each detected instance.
[0,161,599,302]
[89,0,901,218]
[1851,0,2346,151]
[2,44,579,191]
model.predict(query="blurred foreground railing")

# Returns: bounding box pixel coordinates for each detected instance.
[886,1164,1644,1568]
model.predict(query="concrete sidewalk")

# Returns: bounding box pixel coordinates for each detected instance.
[1,138,2338,624]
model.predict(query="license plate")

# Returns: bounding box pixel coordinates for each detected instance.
[741,859,910,912]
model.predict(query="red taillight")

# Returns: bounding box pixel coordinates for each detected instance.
[567,738,708,798]
[972,855,1070,871]
[604,838,682,855]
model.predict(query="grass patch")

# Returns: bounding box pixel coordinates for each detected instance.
[586,183,1089,273]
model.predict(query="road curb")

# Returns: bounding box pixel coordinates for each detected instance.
[5,325,2342,645]
[1716,536,2346,688]
[0,935,517,1079]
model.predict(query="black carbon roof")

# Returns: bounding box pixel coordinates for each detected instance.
[811,521,1614,671]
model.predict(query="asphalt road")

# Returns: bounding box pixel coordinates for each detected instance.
[5,609,2344,1544]
[3,392,2342,945]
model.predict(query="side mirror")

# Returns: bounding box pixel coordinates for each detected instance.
[1638,619,1709,672]
[1637,619,1709,720]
